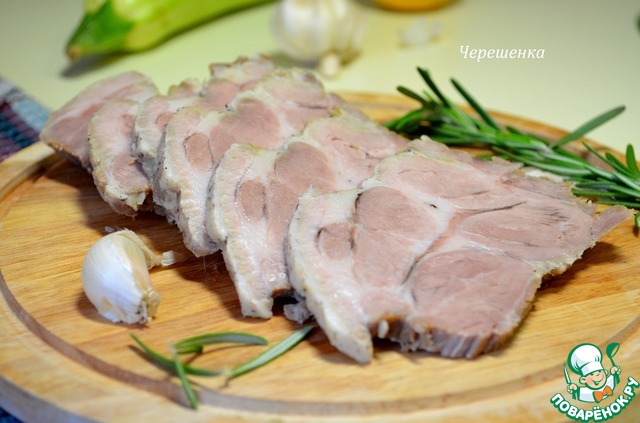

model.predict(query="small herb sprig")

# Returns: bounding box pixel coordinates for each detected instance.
[131,326,313,409]
[385,67,640,228]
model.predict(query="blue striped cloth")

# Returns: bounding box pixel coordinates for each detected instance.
[0,76,49,163]
[0,409,20,423]
[0,76,46,422]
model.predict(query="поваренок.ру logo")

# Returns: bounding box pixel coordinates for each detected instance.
[550,342,638,422]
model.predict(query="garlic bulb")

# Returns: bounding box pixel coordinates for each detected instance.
[272,0,366,77]
[82,229,161,324]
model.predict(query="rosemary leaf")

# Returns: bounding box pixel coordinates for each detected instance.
[434,124,497,143]
[608,183,640,199]
[451,78,500,130]
[494,148,591,177]
[170,344,198,410]
[498,140,548,152]
[397,85,430,108]
[611,172,640,194]
[582,143,638,179]
[626,145,640,177]
[418,69,476,130]
[228,326,313,379]
[571,189,618,198]
[536,152,590,168]
[574,180,615,189]
[605,152,636,178]
[535,158,587,170]
[571,184,640,202]
[417,68,450,107]
[174,332,267,354]
[506,125,524,135]
[596,199,640,209]
[387,109,431,134]
[553,106,626,148]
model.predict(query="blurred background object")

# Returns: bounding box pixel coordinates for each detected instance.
[373,0,453,12]
[271,0,366,78]
[0,77,49,163]
[66,0,275,60]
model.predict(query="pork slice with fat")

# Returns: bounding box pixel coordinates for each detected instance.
[88,99,157,216]
[133,95,208,182]
[207,109,407,317]
[166,78,202,99]
[286,138,631,363]
[153,67,338,257]
[204,54,276,108]
[133,77,203,180]
[133,55,275,181]
[40,72,157,170]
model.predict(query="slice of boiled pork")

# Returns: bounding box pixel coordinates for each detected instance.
[207,108,408,318]
[88,97,157,216]
[286,137,630,363]
[40,71,157,170]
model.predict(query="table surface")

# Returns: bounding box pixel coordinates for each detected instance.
[1,0,639,153]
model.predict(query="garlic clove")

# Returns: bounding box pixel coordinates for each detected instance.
[272,0,366,75]
[81,229,161,325]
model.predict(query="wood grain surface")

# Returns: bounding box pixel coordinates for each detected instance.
[0,93,638,422]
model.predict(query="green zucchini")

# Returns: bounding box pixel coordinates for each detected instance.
[66,0,274,60]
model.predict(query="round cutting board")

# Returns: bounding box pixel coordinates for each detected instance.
[0,93,638,422]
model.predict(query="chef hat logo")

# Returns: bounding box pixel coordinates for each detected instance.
[568,343,604,377]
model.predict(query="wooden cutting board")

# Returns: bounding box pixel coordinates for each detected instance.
[1,93,638,422]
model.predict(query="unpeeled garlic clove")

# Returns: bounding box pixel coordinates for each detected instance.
[272,0,366,77]
[81,229,161,324]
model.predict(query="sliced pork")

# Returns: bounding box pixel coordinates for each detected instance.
[204,54,276,108]
[88,98,157,216]
[153,67,342,257]
[207,109,407,318]
[133,55,275,181]
[40,72,157,170]
[134,95,209,182]
[166,78,202,99]
[286,138,630,363]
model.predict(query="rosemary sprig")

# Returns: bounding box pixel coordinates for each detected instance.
[130,326,313,409]
[386,67,640,228]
